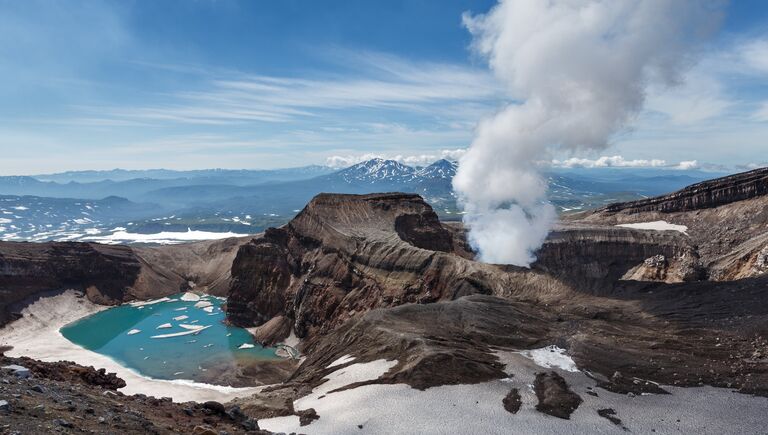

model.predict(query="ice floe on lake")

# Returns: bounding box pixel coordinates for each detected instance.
[151,325,211,339]
[180,292,200,302]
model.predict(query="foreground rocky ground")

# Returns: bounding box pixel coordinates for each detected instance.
[0,168,767,433]
[0,351,275,434]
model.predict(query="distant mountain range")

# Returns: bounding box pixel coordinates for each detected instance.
[0,158,729,243]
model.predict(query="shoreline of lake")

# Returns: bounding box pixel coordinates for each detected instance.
[0,289,267,402]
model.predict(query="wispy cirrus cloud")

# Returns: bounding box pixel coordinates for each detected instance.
[78,52,503,127]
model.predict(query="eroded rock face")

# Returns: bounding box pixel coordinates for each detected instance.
[534,224,704,291]
[226,193,493,340]
[0,242,142,325]
[228,228,295,327]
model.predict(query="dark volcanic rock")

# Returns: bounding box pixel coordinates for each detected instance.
[394,211,453,252]
[533,372,582,419]
[202,400,226,415]
[298,407,319,426]
[227,228,295,327]
[597,408,625,428]
[0,355,275,434]
[502,388,522,414]
[288,295,557,391]
[1,355,125,390]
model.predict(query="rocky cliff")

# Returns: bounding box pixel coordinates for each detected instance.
[0,237,252,326]
[0,242,146,325]
[596,167,768,214]
[575,167,768,281]
[225,188,768,398]
[226,193,499,339]
[533,223,704,291]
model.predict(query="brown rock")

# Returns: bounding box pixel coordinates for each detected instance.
[533,372,582,419]
[192,425,217,435]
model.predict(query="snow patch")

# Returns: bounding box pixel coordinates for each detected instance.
[81,228,249,245]
[328,354,356,368]
[519,346,579,372]
[617,220,688,234]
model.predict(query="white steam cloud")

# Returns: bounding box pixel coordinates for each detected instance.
[453,0,721,266]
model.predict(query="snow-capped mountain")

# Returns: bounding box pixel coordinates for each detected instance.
[332,158,459,184]
[335,158,418,184]
[415,159,458,179]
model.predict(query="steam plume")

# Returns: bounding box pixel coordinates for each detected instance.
[453,0,721,265]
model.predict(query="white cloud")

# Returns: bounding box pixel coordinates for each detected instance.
[551,155,668,169]
[549,155,704,170]
[674,160,699,170]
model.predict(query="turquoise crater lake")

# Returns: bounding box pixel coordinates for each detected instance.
[60,293,277,384]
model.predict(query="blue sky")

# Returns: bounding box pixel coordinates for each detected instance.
[0,0,767,174]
